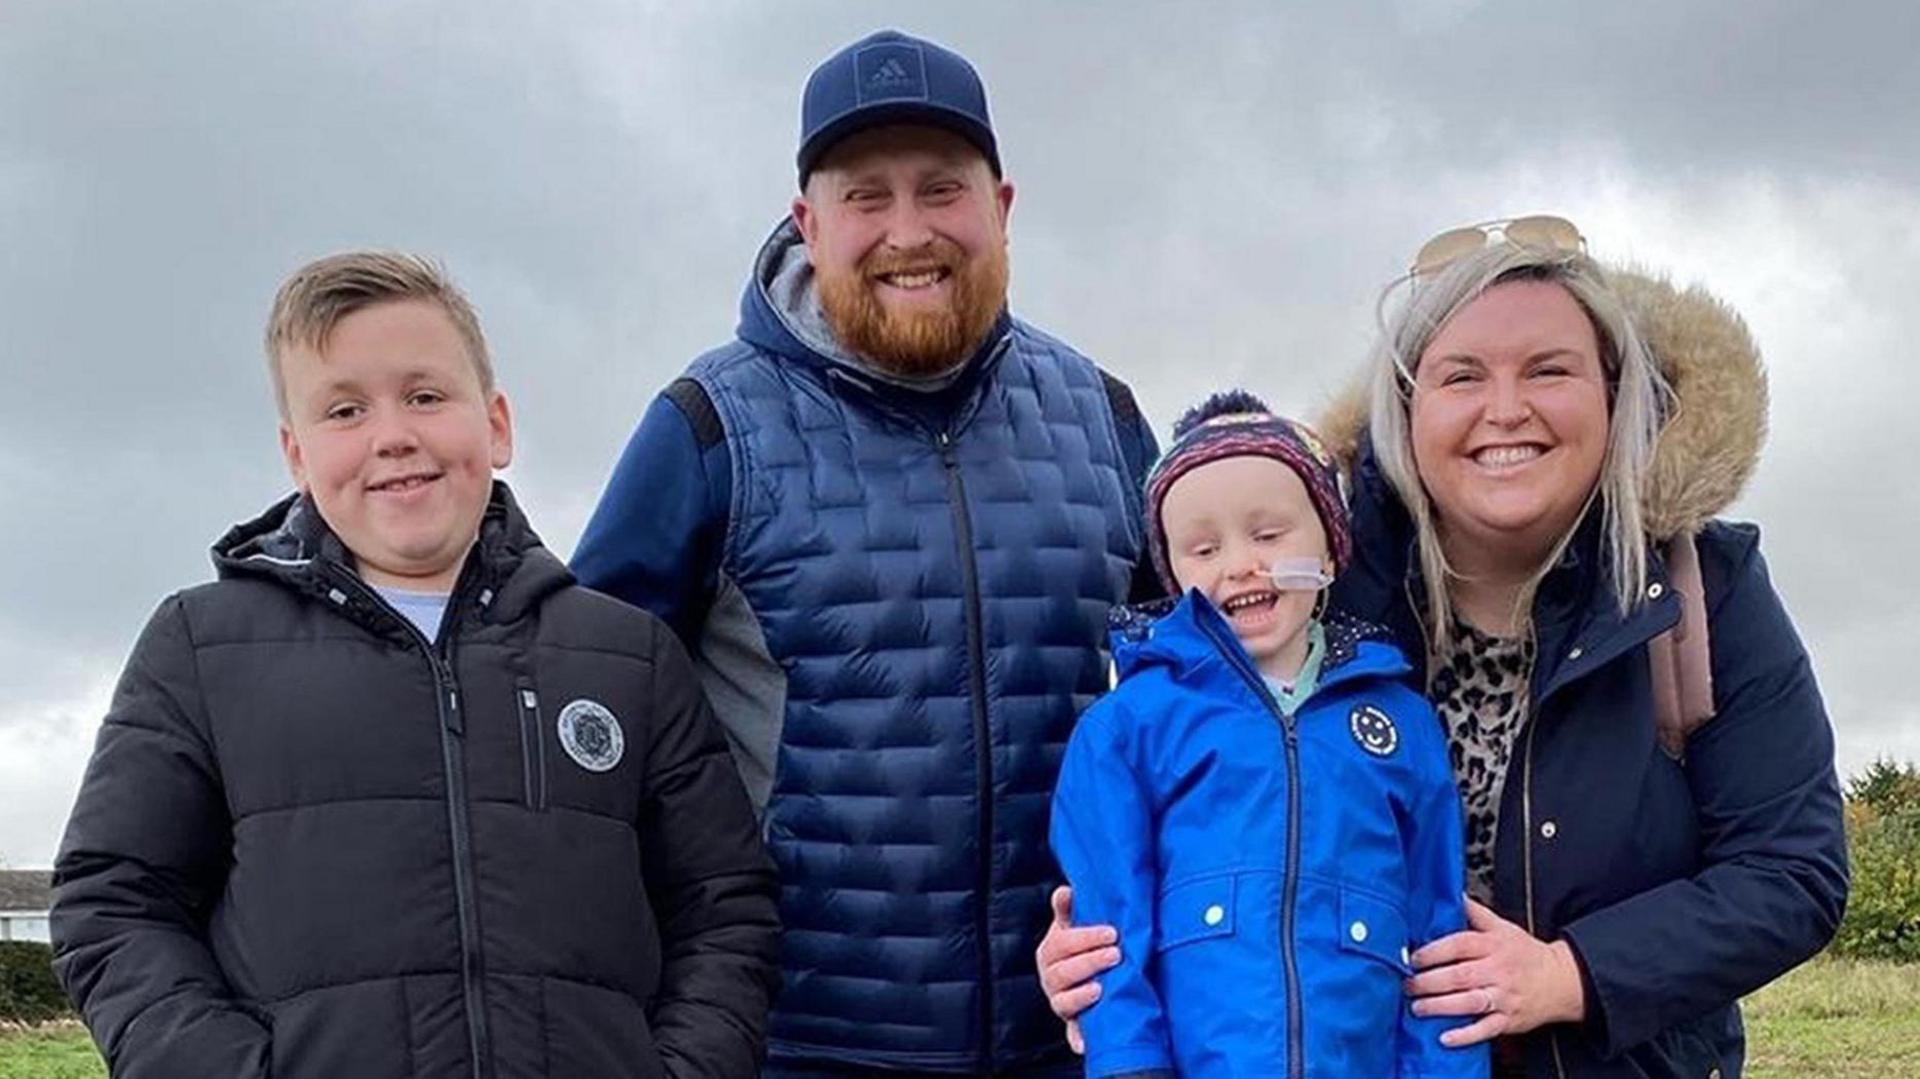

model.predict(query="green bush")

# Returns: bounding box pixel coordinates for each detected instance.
[1830,758,1920,962]
[0,941,70,1023]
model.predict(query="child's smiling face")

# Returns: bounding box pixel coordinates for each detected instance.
[1161,455,1331,681]
[277,300,512,594]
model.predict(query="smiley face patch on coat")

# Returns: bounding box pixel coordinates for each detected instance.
[1350,704,1398,757]
[558,698,625,772]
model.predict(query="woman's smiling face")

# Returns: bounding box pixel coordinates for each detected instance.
[1410,279,1611,562]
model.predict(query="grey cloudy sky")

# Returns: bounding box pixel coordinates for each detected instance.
[3,0,1917,866]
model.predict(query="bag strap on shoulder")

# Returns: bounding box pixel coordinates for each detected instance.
[1648,533,1715,760]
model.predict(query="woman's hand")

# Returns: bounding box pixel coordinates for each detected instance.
[1405,898,1588,1047]
[1035,885,1121,1053]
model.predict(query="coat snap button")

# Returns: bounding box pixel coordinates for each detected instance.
[1401,945,1412,965]
[1649,582,1666,599]
[1349,920,1369,943]
[1707,1070,1720,1079]
[1203,904,1225,927]
[1568,646,1583,661]
[1541,820,1558,839]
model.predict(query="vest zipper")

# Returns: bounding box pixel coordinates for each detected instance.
[1194,610,1305,1079]
[937,429,997,1071]
[330,572,492,1079]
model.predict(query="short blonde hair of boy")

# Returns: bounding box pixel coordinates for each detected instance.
[265,251,492,415]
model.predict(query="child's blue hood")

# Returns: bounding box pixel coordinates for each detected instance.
[1109,589,1409,696]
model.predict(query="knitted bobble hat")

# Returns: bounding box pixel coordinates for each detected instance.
[1144,389,1352,594]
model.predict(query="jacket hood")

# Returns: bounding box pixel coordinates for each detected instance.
[1316,266,1767,540]
[212,480,572,626]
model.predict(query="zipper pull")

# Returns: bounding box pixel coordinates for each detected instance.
[443,683,464,735]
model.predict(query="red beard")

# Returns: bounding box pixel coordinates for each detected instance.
[816,237,1009,377]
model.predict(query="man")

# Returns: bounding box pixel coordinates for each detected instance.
[574,29,1156,1075]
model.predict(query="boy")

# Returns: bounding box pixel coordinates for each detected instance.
[1049,391,1485,1077]
[50,252,779,1079]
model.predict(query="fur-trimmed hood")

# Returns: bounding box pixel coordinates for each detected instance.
[1315,267,1768,540]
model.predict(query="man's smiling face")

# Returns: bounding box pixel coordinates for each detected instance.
[794,124,1014,376]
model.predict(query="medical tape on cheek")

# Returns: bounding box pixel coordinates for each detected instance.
[1264,556,1333,593]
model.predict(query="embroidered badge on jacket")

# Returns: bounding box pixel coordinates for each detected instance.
[557,699,625,772]
[1350,703,1399,757]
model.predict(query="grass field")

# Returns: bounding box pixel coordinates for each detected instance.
[1743,958,1920,1077]
[0,1021,99,1079]
[4,958,1915,1077]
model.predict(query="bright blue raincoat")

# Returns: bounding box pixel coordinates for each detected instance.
[1051,591,1487,1078]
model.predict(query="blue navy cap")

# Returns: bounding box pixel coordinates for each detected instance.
[797,29,1001,186]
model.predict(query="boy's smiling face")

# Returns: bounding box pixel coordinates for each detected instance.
[277,300,512,593]
[1161,455,1331,681]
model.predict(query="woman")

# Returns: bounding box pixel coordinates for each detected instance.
[1039,220,1848,1077]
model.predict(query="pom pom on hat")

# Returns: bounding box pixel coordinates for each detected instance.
[1171,389,1277,440]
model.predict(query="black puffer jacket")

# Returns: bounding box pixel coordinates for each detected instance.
[52,483,779,1079]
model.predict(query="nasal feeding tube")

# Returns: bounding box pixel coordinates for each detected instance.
[1264,556,1333,592]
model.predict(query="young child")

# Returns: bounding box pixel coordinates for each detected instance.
[50,252,779,1079]
[1050,391,1485,1078]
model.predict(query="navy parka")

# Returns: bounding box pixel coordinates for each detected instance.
[1331,443,1848,1078]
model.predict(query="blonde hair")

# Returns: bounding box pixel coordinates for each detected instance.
[264,251,492,414]
[1367,243,1669,657]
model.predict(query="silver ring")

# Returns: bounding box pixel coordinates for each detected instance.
[1479,987,1495,1015]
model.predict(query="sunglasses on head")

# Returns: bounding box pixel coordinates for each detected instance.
[1410,215,1586,277]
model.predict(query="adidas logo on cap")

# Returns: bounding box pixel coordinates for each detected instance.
[869,58,912,85]
[858,46,923,100]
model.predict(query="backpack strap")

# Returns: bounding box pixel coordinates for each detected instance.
[1648,533,1715,760]
[664,377,725,450]
[1100,369,1143,430]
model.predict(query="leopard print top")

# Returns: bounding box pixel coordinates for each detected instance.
[1430,621,1533,903]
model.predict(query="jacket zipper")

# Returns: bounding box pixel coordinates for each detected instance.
[1419,550,1668,1078]
[1195,611,1305,1079]
[1523,598,1676,1078]
[1519,623,1570,1079]
[332,572,492,1079]
[1413,552,1565,1079]
[516,682,546,811]
[1280,714,1304,1079]
[1521,721,1572,1079]
[1402,574,1434,685]
[937,429,997,1071]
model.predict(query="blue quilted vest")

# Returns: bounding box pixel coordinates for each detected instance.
[687,281,1141,1071]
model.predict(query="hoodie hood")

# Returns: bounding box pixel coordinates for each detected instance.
[739,218,887,375]
[212,480,572,628]
[1316,266,1767,540]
